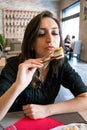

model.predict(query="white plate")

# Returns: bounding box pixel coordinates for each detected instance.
[50,123,87,130]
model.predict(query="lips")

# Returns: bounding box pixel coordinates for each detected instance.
[46,46,55,51]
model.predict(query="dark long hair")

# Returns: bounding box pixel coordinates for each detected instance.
[20,11,64,63]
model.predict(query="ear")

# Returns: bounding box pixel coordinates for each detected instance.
[31,47,34,50]
[32,43,35,50]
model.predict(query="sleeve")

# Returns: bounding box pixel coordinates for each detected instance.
[0,57,18,96]
[61,57,87,97]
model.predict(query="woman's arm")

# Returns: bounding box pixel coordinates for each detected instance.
[48,92,87,115]
[23,92,87,119]
[23,58,87,119]
[0,59,43,120]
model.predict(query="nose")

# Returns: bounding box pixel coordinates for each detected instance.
[46,32,53,43]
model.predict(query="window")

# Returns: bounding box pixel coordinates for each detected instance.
[62,1,80,41]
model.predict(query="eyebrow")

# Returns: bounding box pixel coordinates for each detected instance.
[39,27,58,30]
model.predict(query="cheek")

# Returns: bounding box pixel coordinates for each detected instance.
[33,40,44,55]
[34,38,45,49]
[53,37,60,48]
[34,40,42,50]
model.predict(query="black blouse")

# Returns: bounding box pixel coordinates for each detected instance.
[0,56,87,112]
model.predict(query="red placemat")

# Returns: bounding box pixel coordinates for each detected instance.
[6,117,64,130]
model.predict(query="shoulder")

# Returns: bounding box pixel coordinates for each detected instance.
[61,57,87,96]
[62,56,69,69]
[7,55,19,64]
[61,56,77,79]
[6,55,21,69]
[1,55,20,75]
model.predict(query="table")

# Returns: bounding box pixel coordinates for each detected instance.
[0,111,87,129]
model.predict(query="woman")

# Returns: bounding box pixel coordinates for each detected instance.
[64,35,71,44]
[64,35,73,60]
[0,11,87,120]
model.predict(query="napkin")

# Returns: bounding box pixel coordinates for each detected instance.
[6,117,64,130]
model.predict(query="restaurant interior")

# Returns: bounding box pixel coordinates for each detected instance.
[0,0,87,129]
[0,0,87,65]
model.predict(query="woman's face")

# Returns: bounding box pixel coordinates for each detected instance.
[33,17,60,58]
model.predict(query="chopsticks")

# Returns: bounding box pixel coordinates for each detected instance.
[42,53,64,63]
[41,47,64,63]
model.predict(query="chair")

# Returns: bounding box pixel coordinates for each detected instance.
[0,56,6,71]
[73,40,82,60]
[6,41,21,59]
[0,44,3,57]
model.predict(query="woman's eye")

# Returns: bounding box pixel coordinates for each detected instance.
[52,32,59,35]
[37,33,45,37]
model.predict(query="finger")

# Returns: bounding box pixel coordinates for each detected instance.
[22,105,29,110]
[23,105,33,118]
[25,62,43,69]
[25,59,43,65]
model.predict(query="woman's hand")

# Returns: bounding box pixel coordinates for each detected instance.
[0,59,43,121]
[23,104,48,119]
[15,59,43,92]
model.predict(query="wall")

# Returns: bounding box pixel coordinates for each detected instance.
[0,0,59,34]
[79,0,87,62]
[58,0,87,62]
[0,0,87,62]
